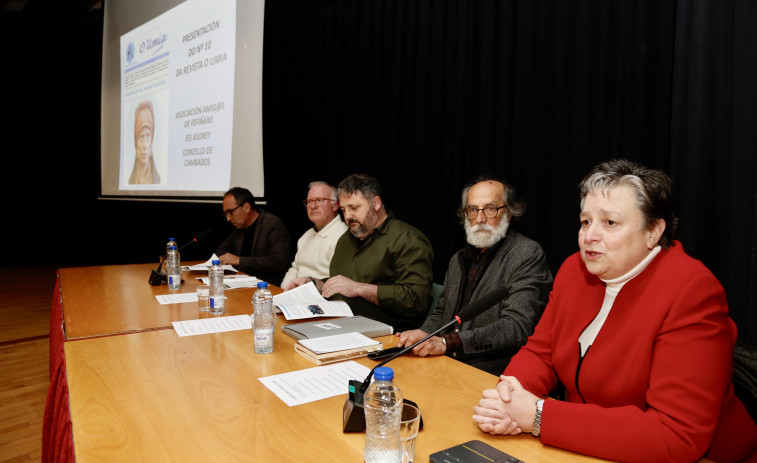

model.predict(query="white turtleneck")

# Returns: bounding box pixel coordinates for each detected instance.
[578,246,662,357]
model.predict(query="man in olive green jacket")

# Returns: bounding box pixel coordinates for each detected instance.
[288,174,434,331]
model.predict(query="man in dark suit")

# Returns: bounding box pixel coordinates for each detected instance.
[216,187,291,286]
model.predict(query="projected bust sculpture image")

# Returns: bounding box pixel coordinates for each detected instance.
[128,100,161,184]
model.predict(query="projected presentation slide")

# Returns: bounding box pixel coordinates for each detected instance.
[119,0,235,191]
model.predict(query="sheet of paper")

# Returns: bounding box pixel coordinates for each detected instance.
[156,293,198,305]
[258,361,371,406]
[272,281,328,305]
[196,274,258,289]
[172,314,252,337]
[184,254,237,273]
[276,301,353,320]
[225,277,259,289]
[298,332,380,354]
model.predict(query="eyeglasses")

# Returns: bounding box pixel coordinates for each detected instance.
[223,203,244,218]
[463,205,506,220]
[303,198,335,207]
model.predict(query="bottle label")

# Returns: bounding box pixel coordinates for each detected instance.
[211,296,224,308]
[254,332,273,344]
[253,328,274,353]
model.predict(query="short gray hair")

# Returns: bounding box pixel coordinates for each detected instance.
[308,181,337,201]
[579,159,677,248]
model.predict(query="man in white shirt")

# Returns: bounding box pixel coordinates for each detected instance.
[281,181,348,289]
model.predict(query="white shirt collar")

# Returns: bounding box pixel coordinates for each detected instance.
[601,245,662,289]
[315,215,344,236]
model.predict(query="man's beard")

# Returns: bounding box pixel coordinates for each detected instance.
[347,210,379,240]
[464,217,509,249]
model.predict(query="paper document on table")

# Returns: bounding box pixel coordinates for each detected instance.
[276,301,353,320]
[272,281,327,304]
[172,314,252,337]
[196,274,258,289]
[156,293,198,305]
[224,276,259,289]
[299,332,380,354]
[184,254,237,273]
[258,360,371,406]
[272,282,354,320]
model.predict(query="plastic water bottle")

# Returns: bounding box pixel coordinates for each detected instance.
[166,237,177,255]
[166,245,181,290]
[252,281,275,353]
[364,367,403,463]
[209,259,225,315]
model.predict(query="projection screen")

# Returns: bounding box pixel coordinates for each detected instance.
[100,0,265,201]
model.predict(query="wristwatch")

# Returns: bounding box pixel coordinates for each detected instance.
[532,399,544,437]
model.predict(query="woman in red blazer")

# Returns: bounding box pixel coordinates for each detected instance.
[473,159,757,462]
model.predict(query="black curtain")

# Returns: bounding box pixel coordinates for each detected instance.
[263,0,757,343]
[670,0,757,343]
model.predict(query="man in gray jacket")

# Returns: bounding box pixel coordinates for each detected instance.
[396,178,553,375]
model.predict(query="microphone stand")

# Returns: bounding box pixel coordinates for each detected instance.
[148,256,168,286]
[342,315,462,432]
[342,285,509,432]
[363,316,462,387]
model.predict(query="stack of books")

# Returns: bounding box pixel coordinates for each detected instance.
[295,332,383,365]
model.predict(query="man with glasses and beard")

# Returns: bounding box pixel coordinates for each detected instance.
[396,178,553,375]
[287,174,434,332]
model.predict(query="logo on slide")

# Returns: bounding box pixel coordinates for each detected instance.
[126,42,135,64]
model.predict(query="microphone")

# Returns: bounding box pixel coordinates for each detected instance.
[176,227,215,252]
[342,286,510,432]
[455,285,512,321]
[148,227,215,286]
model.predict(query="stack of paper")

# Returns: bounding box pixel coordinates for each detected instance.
[196,274,258,289]
[184,254,238,273]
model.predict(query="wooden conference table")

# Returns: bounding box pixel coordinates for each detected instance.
[53,262,606,462]
[59,262,279,340]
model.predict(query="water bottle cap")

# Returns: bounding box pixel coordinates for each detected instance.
[212,259,220,265]
[169,237,175,241]
[373,367,394,381]
[256,281,268,288]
